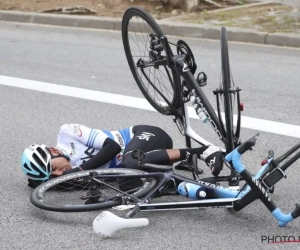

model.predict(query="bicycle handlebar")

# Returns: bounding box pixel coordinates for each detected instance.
[225,133,300,227]
[292,204,300,219]
[273,205,300,226]
[237,132,260,154]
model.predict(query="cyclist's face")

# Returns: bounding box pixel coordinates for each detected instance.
[51,157,71,176]
[48,148,72,176]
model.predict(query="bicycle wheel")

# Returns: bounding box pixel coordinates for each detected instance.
[30,168,158,212]
[122,7,179,115]
[220,27,234,153]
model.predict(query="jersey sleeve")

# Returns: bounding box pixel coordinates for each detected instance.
[58,124,109,149]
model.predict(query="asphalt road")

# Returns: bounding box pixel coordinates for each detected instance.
[0,22,300,250]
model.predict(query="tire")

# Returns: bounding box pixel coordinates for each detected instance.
[220,27,234,153]
[30,168,158,212]
[122,7,179,115]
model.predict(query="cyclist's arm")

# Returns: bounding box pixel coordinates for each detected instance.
[79,137,121,171]
[60,124,121,173]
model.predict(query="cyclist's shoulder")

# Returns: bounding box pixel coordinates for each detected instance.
[59,123,109,139]
[58,124,90,137]
[59,123,80,133]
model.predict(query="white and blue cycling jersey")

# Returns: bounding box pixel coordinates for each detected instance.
[56,124,133,169]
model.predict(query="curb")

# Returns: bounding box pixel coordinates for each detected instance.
[0,11,122,30]
[0,10,300,48]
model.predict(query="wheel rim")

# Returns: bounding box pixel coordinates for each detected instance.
[31,169,157,212]
[220,27,235,153]
[124,12,176,111]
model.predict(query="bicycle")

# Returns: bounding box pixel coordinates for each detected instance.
[30,133,300,237]
[121,7,243,187]
[29,6,300,237]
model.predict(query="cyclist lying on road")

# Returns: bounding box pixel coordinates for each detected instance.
[21,124,223,188]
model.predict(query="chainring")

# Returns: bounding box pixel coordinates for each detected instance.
[176,40,197,74]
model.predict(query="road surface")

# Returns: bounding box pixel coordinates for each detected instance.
[0,22,300,249]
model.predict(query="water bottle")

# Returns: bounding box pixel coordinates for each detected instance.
[190,95,208,123]
[177,182,207,200]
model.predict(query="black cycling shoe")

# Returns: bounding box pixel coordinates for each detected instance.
[205,151,223,177]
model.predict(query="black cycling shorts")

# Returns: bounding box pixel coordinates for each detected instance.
[122,125,173,169]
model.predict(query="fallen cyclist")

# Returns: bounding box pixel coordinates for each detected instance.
[21,124,223,190]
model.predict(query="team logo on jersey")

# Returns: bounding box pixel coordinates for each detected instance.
[116,149,124,162]
[117,154,122,162]
[116,133,125,148]
[70,142,76,156]
[72,125,82,137]
[136,132,155,141]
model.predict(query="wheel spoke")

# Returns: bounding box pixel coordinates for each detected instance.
[31,169,157,212]
[124,9,177,115]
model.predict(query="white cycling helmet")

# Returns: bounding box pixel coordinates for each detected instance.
[21,144,52,181]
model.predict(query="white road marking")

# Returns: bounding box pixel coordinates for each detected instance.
[1,75,300,138]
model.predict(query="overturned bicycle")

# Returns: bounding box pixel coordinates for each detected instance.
[29,7,300,237]
[30,133,300,237]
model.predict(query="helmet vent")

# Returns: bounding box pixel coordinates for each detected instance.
[23,163,31,171]
[37,147,48,162]
[32,153,46,172]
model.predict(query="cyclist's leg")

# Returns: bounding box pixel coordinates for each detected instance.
[122,124,211,169]
[125,125,173,153]
[120,125,172,191]
[123,125,173,168]
[120,125,172,190]
[122,125,223,175]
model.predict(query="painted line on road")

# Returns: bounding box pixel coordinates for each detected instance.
[1,75,300,138]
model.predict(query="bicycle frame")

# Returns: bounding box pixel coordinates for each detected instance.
[143,35,243,187]
[99,134,300,227]
[174,54,224,148]
[142,36,241,153]
[107,160,267,218]
[225,136,300,226]
[93,171,241,218]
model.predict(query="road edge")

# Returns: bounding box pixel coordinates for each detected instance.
[0,10,299,47]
